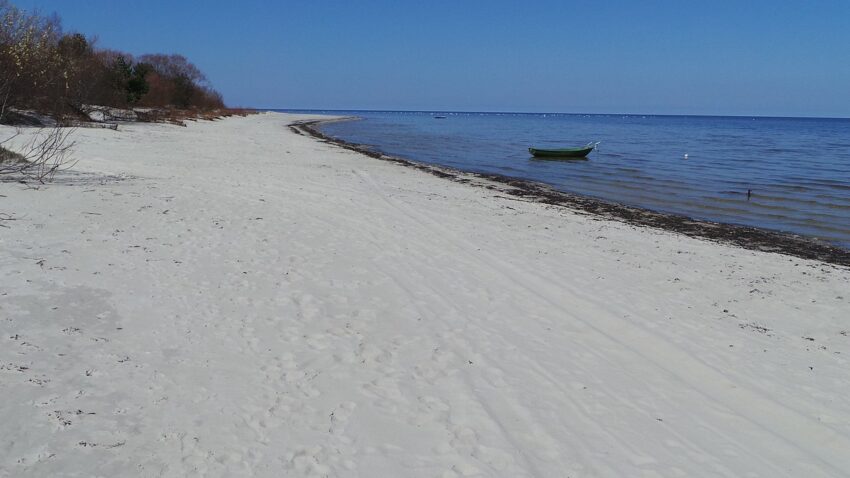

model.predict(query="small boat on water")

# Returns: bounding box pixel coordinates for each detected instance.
[529,142,599,158]
[433,115,447,119]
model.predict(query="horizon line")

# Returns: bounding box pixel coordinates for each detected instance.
[263,108,850,121]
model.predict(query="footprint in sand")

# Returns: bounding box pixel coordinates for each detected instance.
[410,395,451,427]
[283,444,357,476]
[355,342,394,368]
[328,401,357,435]
[362,377,406,413]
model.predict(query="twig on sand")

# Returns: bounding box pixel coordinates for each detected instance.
[0,211,14,227]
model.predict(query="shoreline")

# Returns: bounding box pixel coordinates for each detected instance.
[294,118,850,267]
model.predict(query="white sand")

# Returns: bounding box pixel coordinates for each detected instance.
[1,112,849,477]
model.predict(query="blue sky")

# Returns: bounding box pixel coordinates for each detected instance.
[12,0,850,116]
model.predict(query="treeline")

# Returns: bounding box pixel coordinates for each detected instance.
[0,0,224,123]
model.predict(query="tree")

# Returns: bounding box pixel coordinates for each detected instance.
[127,62,150,104]
[1,1,73,185]
[137,53,222,109]
[1,1,224,118]
[0,2,65,115]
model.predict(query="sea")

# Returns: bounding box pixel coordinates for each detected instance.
[282,110,850,248]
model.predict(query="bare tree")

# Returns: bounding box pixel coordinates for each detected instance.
[0,0,74,186]
[0,125,75,183]
[0,117,75,223]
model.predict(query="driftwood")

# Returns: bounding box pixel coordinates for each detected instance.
[66,120,118,130]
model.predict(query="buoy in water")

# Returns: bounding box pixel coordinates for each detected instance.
[684,153,688,159]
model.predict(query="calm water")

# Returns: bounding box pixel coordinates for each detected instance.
[290,111,850,248]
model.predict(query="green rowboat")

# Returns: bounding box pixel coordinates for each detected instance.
[528,142,599,158]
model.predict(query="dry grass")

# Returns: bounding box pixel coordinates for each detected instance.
[0,145,24,163]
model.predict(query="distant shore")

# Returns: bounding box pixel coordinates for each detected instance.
[295,117,850,267]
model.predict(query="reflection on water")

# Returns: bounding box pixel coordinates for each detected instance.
[300,111,850,248]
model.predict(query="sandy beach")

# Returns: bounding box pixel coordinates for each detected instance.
[2,112,849,477]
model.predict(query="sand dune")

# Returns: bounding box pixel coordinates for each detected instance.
[1,113,848,477]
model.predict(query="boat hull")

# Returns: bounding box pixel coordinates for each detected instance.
[528,146,594,158]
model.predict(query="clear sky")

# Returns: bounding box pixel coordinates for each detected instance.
[11,0,850,117]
